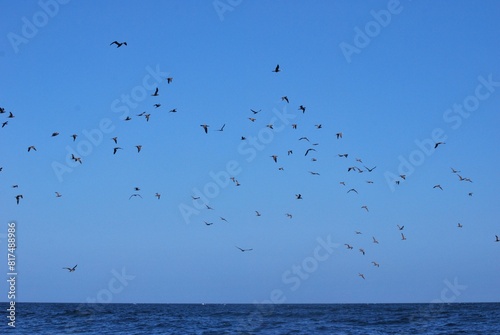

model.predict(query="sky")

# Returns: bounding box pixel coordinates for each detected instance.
[0,0,499,304]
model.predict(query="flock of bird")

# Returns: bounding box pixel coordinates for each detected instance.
[1,42,497,281]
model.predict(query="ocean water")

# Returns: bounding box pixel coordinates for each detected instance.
[0,303,499,334]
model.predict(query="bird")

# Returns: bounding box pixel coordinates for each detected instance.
[372,262,380,268]
[400,175,406,180]
[236,246,253,252]
[355,231,362,235]
[166,77,173,84]
[169,108,177,113]
[468,192,473,197]
[113,147,122,155]
[8,112,15,118]
[339,182,346,186]
[433,184,443,190]
[250,109,261,114]
[298,105,306,113]
[220,217,228,222]
[299,137,310,142]
[135,145,142,153]
[457,223,463,228]
[401,233,407,240]
[27,145,37,152]
[191,196,200,200]
[338,153,348,158]
[15,194,23,205]
[295,194,303,200]
[255,211,261,216]
[450,167,460,173]
[206,205,214,210]
[63,265,77,272]
[129,194,142,200]
[309,171,320,176]
[364,166,376,172]
[155,193,161,199]
[372,237,379,244]
[271,155,278,163]
[359,248,365,255]
[2,121,8,128]
[266,124,274,129]
[358,273,365,280]
[292,124,297,129]
[361,205,369,212]
[134,187,140,191]
[272,64,280,73]
[51,132,59,137]
[366,180,374,184]
[151,87,159,96]
[145,114,151,121]
[336,132,342,139]
[304,148,316,156]
[286,213,293,219]
[124,116,132,121]
[344,244,353,250]
[71,134,78,141]
[200,124,209,133]
[153,104,161,108]
[112,137,118,144]
[248,117,256,122]
[397,225,404,231]
[495,235,499,242]
[217,124,225,132]
[315,124,322,129]
[281,96,289,103]
[347,188,358,194]
[434,142,445,149]
[204,221,213,226]
[110,41,127,47]
[55,192,62,198]
[287,150,293,155]
[12,185,18,188]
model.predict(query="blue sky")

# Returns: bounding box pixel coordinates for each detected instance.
[0,0,499,304]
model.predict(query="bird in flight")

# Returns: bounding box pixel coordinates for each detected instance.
[372,261,380,268]
[295,194,303,200]
[372,236,379,244]
[355,231,362,235]
[250,109,261,114]
[364,166,376,172]
[272,64,280,73]
[129,194,142,200]
[204,221,213,226]
[136,145,142,153]
[304,148,316,156]
[397,225,404,231]
[434,142,445,149]
[281,96,289,103]
[457,223,463,228]
[192,196,200,200]
[347,188,358,194]
[1,121,7,128]
[235,246,253,252]
[255,211,261,216]
[359,248,365,255]
[358,273,365,280]
[28,146,37,152]
[309,171,320,176]
[200,124,209,133]
[63,265,77,272]
[361,205,369,212]
[450,167,460,173]
[338,153,348,158]
[51,132,59,137]
[8,112,14,118]
[298,105,306,113]
[315,124,322,129]
[216,124,225,132]
[166,77,173,84]
[15,194,23,205]
[271,155,278,163]
[292,124,297,129]
[344,244,353,249]
[220,217,228,222]
[494,235,500,242]
[113,147,122,155]
[206,205,214,210]
[110,41,127,48]
[433,184,443,190]
[401,233,407,240]
[71,134,78,141]
[55,192,62,198]
[336,132,342,139]
[145,114,151,122]
[155,193,161,199]
[112,137,118,144]
[151,87,159,96]
[169,108,177,113]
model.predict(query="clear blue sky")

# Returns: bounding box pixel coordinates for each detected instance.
[0,0,499,304]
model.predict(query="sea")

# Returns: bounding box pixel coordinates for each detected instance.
[0,303,499,334]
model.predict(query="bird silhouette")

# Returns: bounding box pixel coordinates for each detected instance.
[347,188,358,194]
[397,225,404,231]
[236,246,253,252]
[295,194,303,200]
[434,142,445,149]
[250,109,261,114]
[309,171,320,176]
[110,41,127,48]
[457,223,463,228]
[200,124,209,133]
[272,64,280,73]
[136,145,142,153]
[401,233,407,240]
[304,148,316,156]
[204,221,213,226]
[155,193,161,199]
[361,205,369,212]
[450,167,460,173]
[71,134,77,141]
[129,194,142,200]
[345,244,353,249]
[433,184,443,190]
[112,137,118,144]
[63,265,77,272]
[216,124,225,132]
[153,104,161,108]
[255,211,261,216]
[372,262,380,267]
[169,109,177,113]
[336,132,342,139]
[15,194,23,205]
[55,192,62,198]
[271,155,278,163]
[28,146,36,152]
[495,235,499,242]
[298,105,306,113]
[364,166,376,172]
[358,273,365,280]
[281,96,289,103]
[359,248,365,255]
[8,112,15,118]
[166,77,173,84]
[1,121,7,128]
[372,237,379,244]
[113,147,122,155]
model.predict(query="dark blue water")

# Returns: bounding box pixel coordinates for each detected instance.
[0,303,498,334]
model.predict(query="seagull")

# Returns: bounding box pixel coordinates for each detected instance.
[299,137,310,142]
[433,184,443,190]
[286,213,293,219]
[204,221,213,226]
[112,137,118,144]
[401,233,407,240]
[271,155,278,163]
[191,196,200,200]
[298,105,306,113]
[309,171,320,176]
[287,150,293,155]
[358,273,365,280]
[145,114,151,122]
[338,153,348,158]
[206,205,214,210]
[272,64,280,73]
[400,175,406,180]
[361,205,369,212]
[355,231,362,235]
[55,192,62,198]
[372,262,380,268]
[134,187,141,191]
[397,225,404,231]
[450,167,460,173]
[248,117,256,122]
[344,244,353,249]
[266,124,274,129]
[8,112,14,118]
[304,148,316,156]
[235,246,253,252]
[124,116,132,121]
[255,211,261,216]
[468,192,473,197]
[281,96,289,103]
[457,223,463,228]
[339,182,346,186]
[113,147,122,155]
[71,134,78,141]
[359,248,365,255]
[220,217,228,222]
[496,235,499,242]
[295,194,303,200]
[216,124,225,132]
[166,77,173,84]
[28,146,37,152]
[15,194,23,205]
[315,124,322,129]
[200,124,209,133]
[292,124,297,129]
[434,142,445,149]
[336,132,342,139]
[129,194,142,200]
[135,145,142,153]
[51,132,59,137]
[372,236,379,244]
[169,108,177,113]
[153,104,161,108]
[1,121,7,128]
[347,188,358,194]
[110,41,127,48]
[364,166,376,172]
[63,265,77,272]
[151,87,159,96]
[155,193,161,199]
[250,109,261,114]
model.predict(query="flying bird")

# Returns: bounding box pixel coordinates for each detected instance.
[204,221,213,226]
[250,109,261,114]
[372,262,380,268]
[347,188,358,194]
[235,246,253,252]
[136,145,142,153]
[145,114,151,121]
[298,105,306,113]
[358,273,365,280]
[299,137,310,142]
[272,64,280,73]
[361,205,369,212]
[113,147,122,155]
[155,193,161,199]
[169,109,177,113]
[153,104,161,108]
[450,167,460,173]
[457,223,463,228]
[15,194,23,205]
[112,137,118,144]
[495,235,499,242]
[372,237,379,244]
[364,166,376,172]
[63,265,77,272]
[151,87,159,96]
[336,132,342,139]
[281,96,289,103]
[309,171,320,176]
[166,77,173,84]
[206,205,214,210]
[292,124,297,129]
[1,121,7,128]
[55,192,62,198]
[255,211,261,216]
[129,194,142,200]
[315,124,322,129]
[295,194,303,200]
[433,184,443,190]
[304,148,316,156]
[286,213,293,219]
[124,116,132,121]
[344,244,353,249]
[27,146,36,152]
[401,233,407,240]
[51,132,59,137]
[71,134,78,141]
[434,142,445,149]
[220,217,228,222]
[397,225,404,231]
[271,155,278,163]
[200,124,209,133]
[8,112,15,118]
[359,248,365,255]
[110,41,127,48]
[216,124,225,132]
